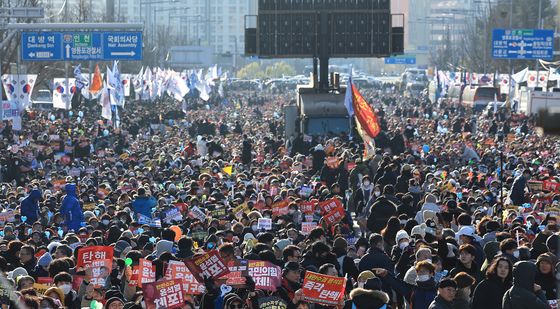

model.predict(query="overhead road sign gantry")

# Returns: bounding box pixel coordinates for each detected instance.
[492,28,554,60]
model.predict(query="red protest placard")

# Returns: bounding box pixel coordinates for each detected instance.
[137,259,156,287]
[543,181,560,192]
[272,200,289,217]
[247,260,282,291]
[184,250,230,282]
[77,246,113,287]
[299,201,316,215]
[302,271,346,306]
[164,260,205,295]
[217,259,248,287]
[142,279,185,309]
[323,206,346,226]
[318,198,343,214]
[301,222,318,235]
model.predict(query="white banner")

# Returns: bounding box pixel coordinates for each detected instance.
[52,78,76,110]
[121,73,131,97]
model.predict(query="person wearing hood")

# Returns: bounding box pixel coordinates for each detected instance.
[414,193,440,223]
[366,185,398,233]
[60,183,85,232]
[502,261,549,309]
[534,253,557,300]
[472,257,513,309]
[20,188,41,223]
[375,260,438,309]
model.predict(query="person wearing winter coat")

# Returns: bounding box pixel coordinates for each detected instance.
[59,183,85,231]
[428,278,457,309]
[534,253,558,300]
[471,257,513,309]
[375,260,438,309]
[366,185,398,233]
[131,187,157,219]
[508,169,530,206]
[20,189,41,223]
[502,261,549,309]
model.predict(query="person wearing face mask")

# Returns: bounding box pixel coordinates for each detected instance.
[288,203,302,228]
[497,238,520,264]
[53,272,80,309]
[366,185,398,234]
[374,260,438,309]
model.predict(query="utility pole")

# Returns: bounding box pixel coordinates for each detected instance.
[65,0,70,109]
[536,0,542,89]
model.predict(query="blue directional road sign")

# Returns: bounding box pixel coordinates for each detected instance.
[21,32,63,61]
[492,29,554,60]
[22,31,142,61]
[384,55,416,65]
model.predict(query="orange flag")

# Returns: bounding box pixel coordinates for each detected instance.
[89,64,103,94]
[351,84,380,138]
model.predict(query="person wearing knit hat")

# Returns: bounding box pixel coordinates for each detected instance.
[104,297,125,309]
[349,288,389,309]
[429,278,457,309]
[34,252,53,278]
[452,272,475,309]
[223,293,244,309]
[480,241,500,274]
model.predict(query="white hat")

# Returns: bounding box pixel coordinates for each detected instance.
[395,230,410,244]
[8,267,27,280]
[456,226,482,242]
[411,223,427,239]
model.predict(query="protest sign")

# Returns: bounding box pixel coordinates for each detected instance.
[210,208,227,218]
[137,259,156,287]
[142,279,185,309]
[257,218,272,230]
[299,186,314,198]
[299,201,316,214]
[301,222,318,235]
[318,198,343,214]
[272,200,289,217]
[137,214,162,228]
[76,246,113,287]
[247,260,282,291]
[0,210,15,225]
[184,250,230,282]
[258,296,288,309]
[323,206,346,226]
[164,260,205,295]
[543,180,560,192]
[163,208,183,224]
[302,271,346,306]
[188,206,206,222]
[233,203,250,218]
[217,259,249,287]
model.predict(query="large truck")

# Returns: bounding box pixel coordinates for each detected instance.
[284,85,350,138]
[518,87,560,115]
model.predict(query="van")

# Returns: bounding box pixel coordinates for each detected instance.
[461,86,499,111]
[32,90,53,111]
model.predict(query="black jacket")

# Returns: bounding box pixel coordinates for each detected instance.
[366,196,397,233]
[471,276,511,309]
[502,261,549,309]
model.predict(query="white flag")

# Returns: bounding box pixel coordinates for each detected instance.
[100,82,112,121]
[512,67,529,84]
[52,78,76,110]
[2,74,37,111]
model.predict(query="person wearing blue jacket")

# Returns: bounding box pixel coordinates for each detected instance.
[20,189,42,223]
[60,183,85,231]
[132,187,157,219]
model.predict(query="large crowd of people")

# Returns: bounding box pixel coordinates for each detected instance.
[0,80,559,309]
